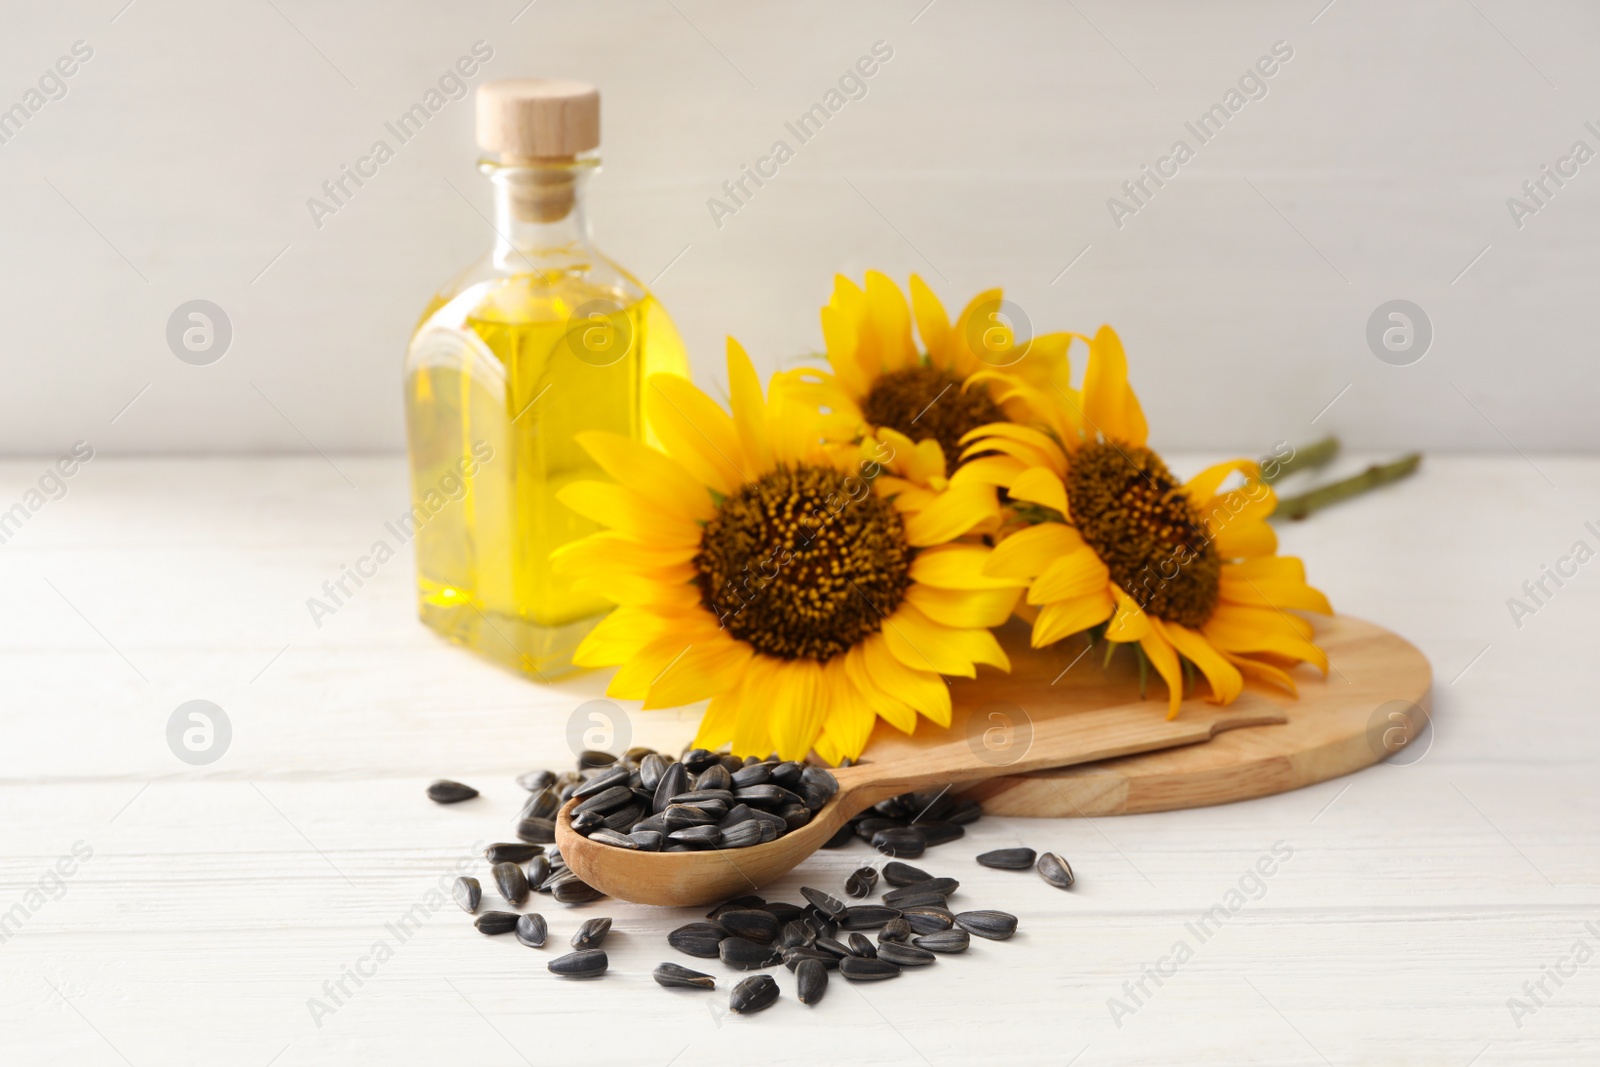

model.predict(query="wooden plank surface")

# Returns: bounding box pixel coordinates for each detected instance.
[0,454,1595,1065]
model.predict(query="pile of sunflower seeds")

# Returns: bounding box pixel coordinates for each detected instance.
[428,745,1073,1011]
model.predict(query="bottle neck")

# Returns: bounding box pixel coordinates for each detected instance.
[484,158,596,270]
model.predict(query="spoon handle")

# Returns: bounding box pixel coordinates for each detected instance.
[829,703,1285,811]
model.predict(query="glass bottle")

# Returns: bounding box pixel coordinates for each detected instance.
[403,79,689,679]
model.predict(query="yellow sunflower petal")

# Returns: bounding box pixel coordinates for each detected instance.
[551,531,700,574]
[1139,626,1185,717]
[882,604,978,678]
[985,522,1087,580]
[910,544,1029,590]
[1008,468,1069,515]
[862,632,952,727]
[1213,518,1278,560]
[645,373,749,494]
[1219,557,1333,614]
[1154,618,1243,705]
[574,432,716,523]
[865,271,917,373]
[606,632,695,700]
[572,606,669,667]
[1185,459,1261,508]
[1030,589,1115,647]
[909,274,952,369]
[641,632,754,710]
[556,481,703,545]
[905,583,1021,628]
[958,422,1068,471]
[1221,650,1299,697]
[949,454,1027,488]
[1103,586,1152,643]
[693,688,741,751]
[1026,548,1110,605]
[730,656,777,757]
[845,641,917,734]
[726,338,775,475]
[900,483,999,546]
[815,659,878,764]
[1080,325,1148,447]
[765,657,826,761]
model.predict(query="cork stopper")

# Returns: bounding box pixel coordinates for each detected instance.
[476,78,600,160]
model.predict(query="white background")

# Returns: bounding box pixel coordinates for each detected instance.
[2,0,1597,457]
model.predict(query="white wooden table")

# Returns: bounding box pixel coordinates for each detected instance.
[2,454,1595,1065]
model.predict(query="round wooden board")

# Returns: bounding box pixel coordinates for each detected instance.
[859,614,1432,818]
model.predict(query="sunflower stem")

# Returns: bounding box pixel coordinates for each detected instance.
[1273,453,1422,522]
[1260,435,1340,484]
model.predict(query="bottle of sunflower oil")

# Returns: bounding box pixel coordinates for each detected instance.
[403,79,689,679]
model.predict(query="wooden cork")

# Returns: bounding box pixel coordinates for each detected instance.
[476,78,600,160]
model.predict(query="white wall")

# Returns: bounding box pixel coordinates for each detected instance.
[1,0,1596,456]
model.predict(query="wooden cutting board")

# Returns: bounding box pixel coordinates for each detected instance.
[859,614,1431,817]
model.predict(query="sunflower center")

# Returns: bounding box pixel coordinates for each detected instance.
[695,464,912,661]
[861,365,1006,472]
[1065,441,1220,628]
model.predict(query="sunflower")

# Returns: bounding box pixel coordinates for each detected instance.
[969,325,1333,716]
[777,272,1080,478]
[551,340,1025,763]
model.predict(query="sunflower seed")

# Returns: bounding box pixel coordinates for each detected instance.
[977,847,1036,870]
[718,909,780,944]
[879,918,913,943]
[570,810,607,835]
[876,940,936,967]
[813,936,852,959]
[801,766,839,797]
[516,769,557,792]
[733,784,793,809]
[515,816,557,844]
[769,761,803,788]
[653,761,690,813]
[639,753,668,793]
[482,843,538,864]
[474,911,518,935]
[426,779,478,804]
[572,784,633,815]
[882,861,933,886]
[526,854,551,891]
[587,828,638,849]
[717,820,764,849]
[913,928,970,953]
[761,901,806,923]
[552,878,603,904]
[653,962,715,990]
[707,895,765,919]
[515,912,548,947]
[882,878,958,906]
[572,766,630,798]
[917,821,964,847]
[668,825,722,849]
[548,949,607,977]
[846,932,877,958]
[694,764,732,792]
[720,936,782,970]
[840,905,901,930]
[878,889,947,911]
[945,798,983,825]
[872,827,927,857]
[1038,851,1075,889]
[629,829,664,851]
[452,876,481,914]
[668,922,726,958]
[843,866,879,898]
[822,824,856,849]
[572,917,612,949]
[680,748,718,773]
[577,749,617,769]
[780,919,815,949]
[729,973,779,1014]
[602,801,647,831]
[800,886,846,919]
[624,745,655,765]
[492,862,529,905]
[854,817,902,841]
[730,763,771,788]
[956,909,1018,940]
[520,787,561,821]
[796,957,828,1005]
[783,946,839,970]
[901,905,955,934]
[839,956,901,981]
[662,804,720,830]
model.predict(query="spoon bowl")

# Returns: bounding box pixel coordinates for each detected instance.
[557,700,1283,906]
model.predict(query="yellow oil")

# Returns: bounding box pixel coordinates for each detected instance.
[404,270,688,678]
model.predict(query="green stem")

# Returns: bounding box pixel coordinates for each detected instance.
[1273,453,1422,522]
[1261,435,1340,485]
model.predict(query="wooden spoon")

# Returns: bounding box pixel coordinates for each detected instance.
[556,701,1283,906]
